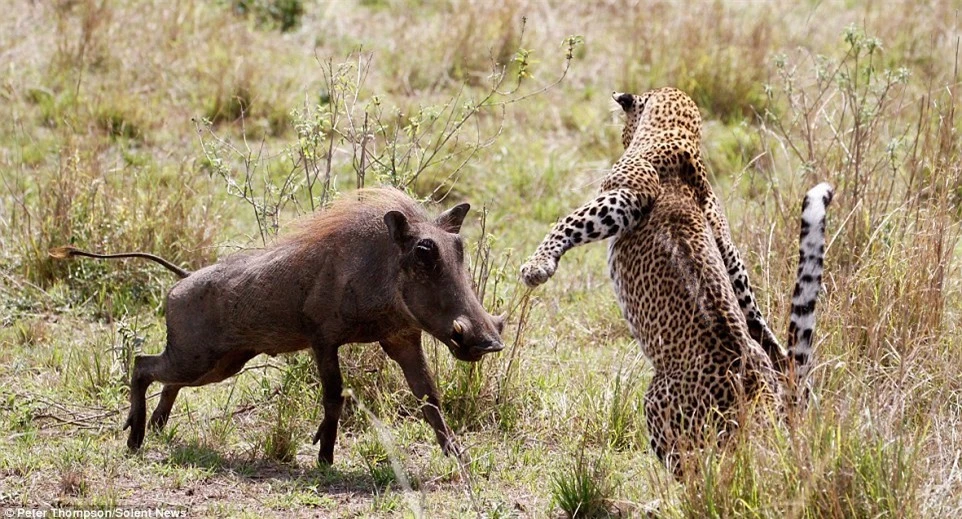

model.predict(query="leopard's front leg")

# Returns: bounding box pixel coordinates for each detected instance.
[521,188,650,288]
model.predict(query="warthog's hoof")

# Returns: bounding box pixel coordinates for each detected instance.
[125,429,145,452]
[123,413,145,451]
[317,450,334,466]
[147,408,173,431]
[442,439,470,465]
[313,423,336,465]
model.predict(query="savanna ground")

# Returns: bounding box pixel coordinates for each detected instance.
[2,0,961,517]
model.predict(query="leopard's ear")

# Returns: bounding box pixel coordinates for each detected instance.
[613,92,634,112]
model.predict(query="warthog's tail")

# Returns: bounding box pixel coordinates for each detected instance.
[785,182,833,402]
[49,245,191,279]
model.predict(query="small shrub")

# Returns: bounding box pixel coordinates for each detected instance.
[600,364,646,451]
[55,438,93,498]
[550,450,617,518]
[204,84,253,125]
[232,0,305,33]
[58,468,88,497]
[70,335,117,402]
[197,40,578,240]
[27,87,79,129]
[94,102,144,141]
[357,435,396,488]
[262,355,314,463]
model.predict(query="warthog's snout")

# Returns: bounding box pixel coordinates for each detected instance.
[449,316,505,362]
[477,312,506,352]
[475,340,504,353]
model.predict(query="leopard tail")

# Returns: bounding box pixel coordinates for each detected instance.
[786,182,833,398]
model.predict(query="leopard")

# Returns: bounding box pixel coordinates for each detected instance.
[520,87,833,474]
[612,90,787,371]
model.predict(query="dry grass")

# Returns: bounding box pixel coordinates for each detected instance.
[2,0,962,516]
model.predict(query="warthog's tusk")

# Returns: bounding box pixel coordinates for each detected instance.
[453,320,464,336]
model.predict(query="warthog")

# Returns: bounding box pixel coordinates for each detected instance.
[50,188,505,464]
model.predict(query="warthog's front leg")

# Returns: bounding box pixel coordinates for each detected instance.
[380,330,464,461]
[311,342,344,465]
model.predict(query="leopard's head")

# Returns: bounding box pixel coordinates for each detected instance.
[613,88,702,150]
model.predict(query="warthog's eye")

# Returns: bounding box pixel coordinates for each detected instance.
[415,238,439,265]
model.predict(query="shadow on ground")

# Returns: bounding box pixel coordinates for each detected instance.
[159,439,404,496]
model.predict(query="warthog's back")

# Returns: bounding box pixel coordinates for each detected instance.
[164,188,432,356]
[166,246,311,356]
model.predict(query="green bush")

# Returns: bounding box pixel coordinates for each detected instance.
[232,0,305,32]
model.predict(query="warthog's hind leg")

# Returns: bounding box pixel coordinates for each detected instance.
[124,354,160,451]
[311,342,343,465]
[125,347,253,451]
[148,385,182,431]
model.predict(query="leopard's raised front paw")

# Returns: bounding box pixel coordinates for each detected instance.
[520,256,556,288]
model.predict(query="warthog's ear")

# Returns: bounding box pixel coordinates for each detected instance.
[384,211,412,247]
[435,203,470,234]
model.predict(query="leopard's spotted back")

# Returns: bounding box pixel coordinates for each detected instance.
[615,89,788,369]
[609,182,778,466]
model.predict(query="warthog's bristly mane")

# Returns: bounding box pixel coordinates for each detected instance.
[284,187,428,244]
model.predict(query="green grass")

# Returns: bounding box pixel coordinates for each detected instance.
[2,0,962,516]
[550,448,618,518]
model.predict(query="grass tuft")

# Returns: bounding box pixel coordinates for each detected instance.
[58,468,88,497]
[551,448,617,518]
